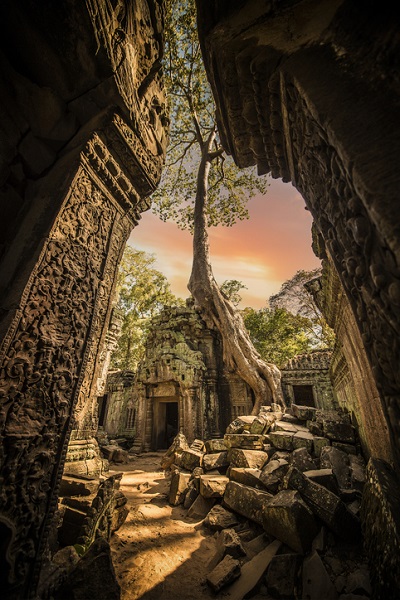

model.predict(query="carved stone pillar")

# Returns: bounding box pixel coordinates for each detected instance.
[0,1,167,597]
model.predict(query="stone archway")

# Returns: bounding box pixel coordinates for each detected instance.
[0,1,167,597]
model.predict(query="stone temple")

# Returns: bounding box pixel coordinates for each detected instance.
[0,1,400,598]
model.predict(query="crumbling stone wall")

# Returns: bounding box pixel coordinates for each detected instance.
[0,1,167,597]
[100,370,137,439]
[281,349,337,411]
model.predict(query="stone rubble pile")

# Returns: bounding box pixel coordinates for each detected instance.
[162,404,372,599]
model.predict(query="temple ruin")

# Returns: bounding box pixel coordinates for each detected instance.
[0,1,400,598]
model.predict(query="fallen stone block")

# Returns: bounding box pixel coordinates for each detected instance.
[190,438,205,452]
[345,567,372,596]
[259,459,289,493]
[205,439,226,453]
[206,555,241,593]
[320,446,351,489]
[304,468,340,495]
[229,467,264,490]
[169,471,191,506]
[203,505,239,531]
[180,448,204,471]
[262,490,318,554]
[332,441,357,455]
[265,553,301,599]
[302,551,338,599]
[292,430,314,453]
[183,481,199,509]
[187,494,215,519]
[242,533,271,560]
[274,420,299,433]
[269,431,294,451]
[220,540,281,600]
[312,526,328,553]
[226,416,257,434]
[203,451,229,471]
[250,414,276,434]
[292,404,317,421]
[200,474,229,498]
[323,419,355,444]
[349,455,366,492]
[223,481,273,525]
[228,448,269,469]
[216,528,246,559]
[290,447,317,472]
[59,475,99,498]
[160,432,189,470]
[313,436,331,457]
[224,433,264,450]
[284,467,361,541]
[55,538,120,600]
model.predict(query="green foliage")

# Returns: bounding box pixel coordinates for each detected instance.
[151,0,268,231]
[269,268,335,349]
[110,246,183,371]
[220,280,248,307]
[243,307,315,368]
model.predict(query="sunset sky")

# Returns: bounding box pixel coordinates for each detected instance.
[127,177,321,309]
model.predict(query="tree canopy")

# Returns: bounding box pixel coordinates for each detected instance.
[110,246,183,371]
[151,0,268,231]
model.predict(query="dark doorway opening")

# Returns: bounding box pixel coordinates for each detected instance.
[153,400,179,450]
[97,394,108,427]
[293,384,315,407]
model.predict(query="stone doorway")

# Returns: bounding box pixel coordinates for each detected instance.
[152,399,179,450]
[292,384,315,407]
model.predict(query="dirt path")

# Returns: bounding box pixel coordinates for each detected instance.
[109,453,218,600]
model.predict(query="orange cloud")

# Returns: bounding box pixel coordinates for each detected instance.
[128,178,320,309]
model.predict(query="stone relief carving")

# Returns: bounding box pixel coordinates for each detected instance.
[0,164,130,594]
[282,78,400,461]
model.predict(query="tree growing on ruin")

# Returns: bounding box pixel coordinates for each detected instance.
[151,0,284,411]
[110,246,183,371]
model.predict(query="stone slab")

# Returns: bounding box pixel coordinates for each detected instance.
[203,505,239,531]
[207,555,241,592]
[223,481,273,525]
[200,474,229,498]
[228,448,269,469]
[203,451,229,471]
[204,439,227,453]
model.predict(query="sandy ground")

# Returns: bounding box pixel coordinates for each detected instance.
[109,453,220,600]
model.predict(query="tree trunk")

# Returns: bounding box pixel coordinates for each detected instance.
[188,134,284,414]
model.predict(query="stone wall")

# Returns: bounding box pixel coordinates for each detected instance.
[281,349,337,411]
[0,1,167,597]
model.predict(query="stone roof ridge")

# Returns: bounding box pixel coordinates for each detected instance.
[281,348,333,371]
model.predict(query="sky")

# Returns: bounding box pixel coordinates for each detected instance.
[127,177,321,309]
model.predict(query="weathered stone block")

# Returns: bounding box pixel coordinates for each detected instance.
[205,439,226,453]
[303,468,340,495]
[229,467,264,490]
[206,555,241,592]
[274,420,298,433]
[292,404,317,421]
[203,451,229,471]
[228,448,269,469]
[216,528,246,559]
[292,431,314,453]
[290,447,317,472]
[250,413,276,434]
[302,551,338,600]
[224,433,264,449]
[349,455,366,492]
[265,553,301,599]
[313,436,331,457]
[284,467,361,541]
[269,431,294,451]
[180,448,204,471]
[320,446,351,489]
[200,474,229,498]
[190,438,205,452]
[186,494,215,519]
[226,416,257,434]
[203,505,239,531]
[59,475,98,498]
[259,459,289,493]
[323,419,355,444]
[183,481,199,509]
[223,481,273,525]
[262,490,318,554]
[332,441,358,455]
[169,472,191,506]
